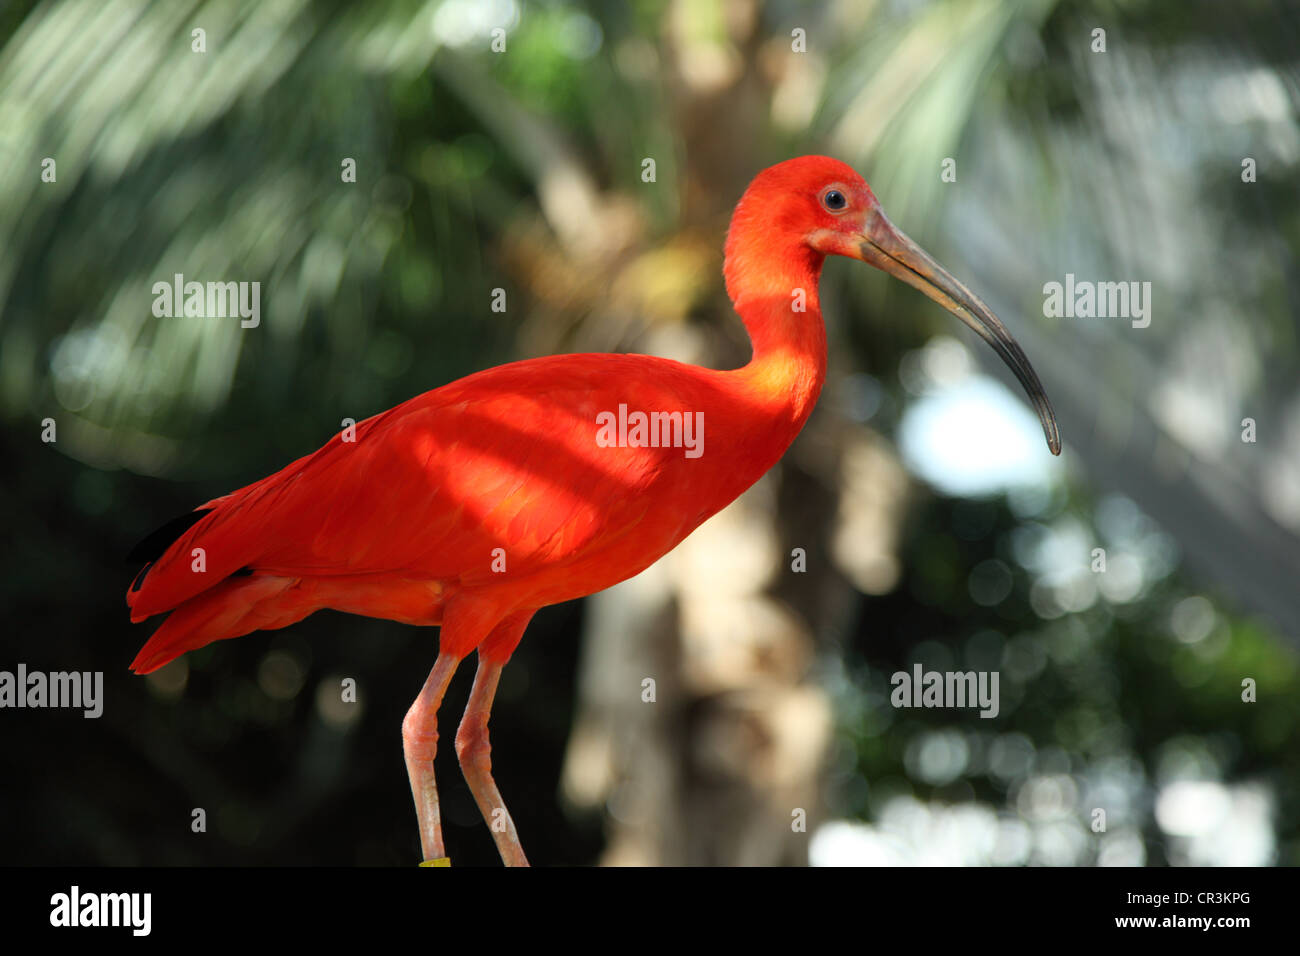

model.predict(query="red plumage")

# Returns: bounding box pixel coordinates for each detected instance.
[128,352,815,671]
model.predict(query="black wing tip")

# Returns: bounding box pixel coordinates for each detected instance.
[126,508,213,563]
[129,562,153,593]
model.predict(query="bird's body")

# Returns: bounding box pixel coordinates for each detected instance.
[128,156,1058,866]
[128,349,821,670]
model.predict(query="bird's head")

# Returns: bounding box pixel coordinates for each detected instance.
[727,155,1061,455]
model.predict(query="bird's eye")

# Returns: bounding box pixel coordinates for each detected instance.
[821,189,848,212]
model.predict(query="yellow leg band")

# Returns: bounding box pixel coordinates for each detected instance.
[419,857,451,867]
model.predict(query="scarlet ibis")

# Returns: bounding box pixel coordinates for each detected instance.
[127,155,1060,866]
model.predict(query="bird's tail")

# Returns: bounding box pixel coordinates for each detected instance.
[129,573,311,674]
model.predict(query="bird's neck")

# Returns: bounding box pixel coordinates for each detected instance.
[724,237,829,436]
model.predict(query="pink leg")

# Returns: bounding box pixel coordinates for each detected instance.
[456,653,529,867]
[402,651,461,864]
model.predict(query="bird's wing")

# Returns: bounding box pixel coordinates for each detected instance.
[127,354,714,621]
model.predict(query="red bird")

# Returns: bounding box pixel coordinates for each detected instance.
[127,156,1060,866]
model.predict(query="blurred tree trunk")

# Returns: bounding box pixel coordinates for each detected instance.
[551,0,910,865]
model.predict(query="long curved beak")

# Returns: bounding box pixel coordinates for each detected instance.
[857,210,1061,456]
